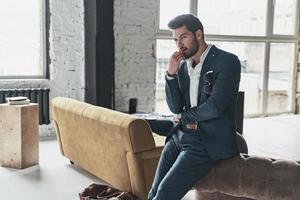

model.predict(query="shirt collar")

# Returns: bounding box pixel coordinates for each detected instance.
[186,44,213,72]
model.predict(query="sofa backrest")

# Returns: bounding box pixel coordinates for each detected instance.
[50,97,156,192]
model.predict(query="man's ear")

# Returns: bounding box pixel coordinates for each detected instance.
[195,30,203,40]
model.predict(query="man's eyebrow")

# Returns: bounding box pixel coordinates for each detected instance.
[173,32,188,40]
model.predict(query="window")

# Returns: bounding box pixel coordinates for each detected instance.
[267,43,296,113]
[273,0,298,35]
[155,0,299,117]
[155,39,177,115]
[0,0,47,78]
[211,41,266,115]
[159,0,190,30]
[197,0,267,36]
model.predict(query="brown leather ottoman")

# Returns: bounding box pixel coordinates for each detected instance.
[195,154,300,200]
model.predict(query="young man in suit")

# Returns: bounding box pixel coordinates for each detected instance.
[148,14,241,200]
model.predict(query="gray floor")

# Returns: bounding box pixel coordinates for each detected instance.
[0,114,299,200]
[243,114,300,161]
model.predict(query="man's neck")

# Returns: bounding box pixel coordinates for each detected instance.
[191,42,208,66]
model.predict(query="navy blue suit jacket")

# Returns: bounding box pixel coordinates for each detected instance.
[165,45,241,160]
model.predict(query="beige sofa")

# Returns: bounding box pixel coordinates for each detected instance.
[51,97,300,200]
[51,97,164,200]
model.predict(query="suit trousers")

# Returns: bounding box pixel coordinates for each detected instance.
[148,129,216,200]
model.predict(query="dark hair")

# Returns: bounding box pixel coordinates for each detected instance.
[168,14,204,34]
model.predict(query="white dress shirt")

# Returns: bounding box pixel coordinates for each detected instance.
[186,44,212,107]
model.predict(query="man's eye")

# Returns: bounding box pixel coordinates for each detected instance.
[178,37,186,42]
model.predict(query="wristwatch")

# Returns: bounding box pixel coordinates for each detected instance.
[166,71,176,77]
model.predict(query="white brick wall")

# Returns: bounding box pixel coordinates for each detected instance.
[49,0,85,101]
[42,0,85,137]
[114,0,158,112]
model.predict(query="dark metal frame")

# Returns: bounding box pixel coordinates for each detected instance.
[84,0,115,109]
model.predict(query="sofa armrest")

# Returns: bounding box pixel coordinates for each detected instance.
[126,147,163,200]
[121,118,157,153]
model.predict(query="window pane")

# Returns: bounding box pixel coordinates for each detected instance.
[159,0,190,30]
[0,0,43,77]
[273,0,297,35]
[210,41,265,115]
[267,43,295,113]
[197,0,267,36]
[155,39,177,115]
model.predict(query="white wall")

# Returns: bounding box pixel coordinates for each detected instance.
[114,0,158,112]
[49,0,85,101]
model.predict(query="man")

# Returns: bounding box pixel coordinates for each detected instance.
[148,14,241,200]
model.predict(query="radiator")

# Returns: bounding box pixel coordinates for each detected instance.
[0,88,50,125]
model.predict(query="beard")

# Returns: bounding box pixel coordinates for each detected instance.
[181,37,199,59]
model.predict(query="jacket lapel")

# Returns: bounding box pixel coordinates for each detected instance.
[197,45,219,105]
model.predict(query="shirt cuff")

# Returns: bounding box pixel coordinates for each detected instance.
[166,74,175,80]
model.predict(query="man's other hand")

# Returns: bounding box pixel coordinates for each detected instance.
[186,123,198,130]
